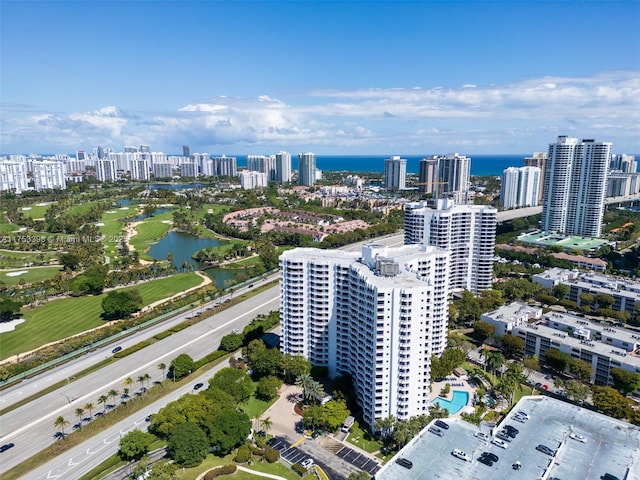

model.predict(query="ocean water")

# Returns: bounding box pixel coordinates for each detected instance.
[238,154,528,177]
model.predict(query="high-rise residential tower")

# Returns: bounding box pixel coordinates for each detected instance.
[418,157,438,194]
[404,199,497,293]
[500,166,541,209]
[298,152,316,186]
[384,156,407,191]
[280,243,450,430]
[275,151,292,183]
[524,152,547,203]
[434,153,471,202]
[542,136,611,238]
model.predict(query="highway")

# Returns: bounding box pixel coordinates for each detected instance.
[0,233,405,476]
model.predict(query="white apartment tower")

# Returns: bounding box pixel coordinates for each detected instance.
[404,199,497,293]
[95,159,118,182]
[500,166,541,209]
[275,151,292,183]
[384,156,407,191]
[129,158,150,181]
[542,136,611,238]
[524,152,547,203]
[435,153,471,201]
[32,161,67,190]
[298,152,316,186]
[247,155,276,181]
[0,161,29,194]
[280,244,450,430]
[238,171,268,189]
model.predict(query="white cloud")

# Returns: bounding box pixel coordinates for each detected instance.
[2,71,638,154]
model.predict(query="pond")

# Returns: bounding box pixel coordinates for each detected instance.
[147,231,236,289]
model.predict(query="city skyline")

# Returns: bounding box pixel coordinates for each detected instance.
[1,1,639,155]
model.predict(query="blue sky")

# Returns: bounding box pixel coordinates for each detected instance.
[1,0,639,155]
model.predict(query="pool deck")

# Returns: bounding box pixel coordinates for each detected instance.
[430,374,476,417]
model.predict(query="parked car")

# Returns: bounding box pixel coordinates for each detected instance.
[434,420,450,430]
[503,429,517,439]
[474,431,489,440]
[491,438,509,449]
[0,443,15,453]
[483,452,499,463]
[496,432,513,442]
[516,410,530,420]
[513,415,526,423]
[428,427,444,437]
[395,458,413,469]
[300,458,314,468]
[536,444,556,456]
[504,425,519,434]
[451,449,469,461]
[477,454,493,466]
[569,432,587,443]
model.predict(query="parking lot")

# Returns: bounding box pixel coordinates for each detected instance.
[376,396,640,480]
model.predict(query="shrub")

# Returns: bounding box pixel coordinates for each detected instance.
[154,331,172,340]
[113,340,150,358]
[204,464,237,480]
[292,463,307,476]
[263,446,279,463]
[234,445,252,463]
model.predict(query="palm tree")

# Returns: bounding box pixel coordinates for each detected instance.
[374,415,396,440]
[84,402,95,420]
[108,389,119,407]
[74,407,85,429]
[307,380,325,404]
[295,374,314,402]
[259,416,273,434]
[54,415,70,438]
[137,375,145,391]
[157,363,166,383]
[124,376,134,391]
[143,373,151,388]
[98,394,108,413]
[486,352,506,380]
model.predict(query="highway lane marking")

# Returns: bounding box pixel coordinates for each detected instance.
[0,294,280,444]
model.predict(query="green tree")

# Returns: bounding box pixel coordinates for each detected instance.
[169,353,195,380]
[167,422,209,467]
[544,348,571,372]
[148,460,178,480]
[59,252,81,271]
[205,409,252,455]
[157,363,167,383]
[348,472,371,480]
[472,321,496,342]
[610,368,640,395]
[257,239,279,270]
[255,376,283,400]
[500,334,524,358]
[486,351,506,378]
[596,293,615,310]
[54,415,70,438]
[98,394,108,412]
[118,429,156,461]
[74,407,85,429]
[208,368,255,403]
[101,289,143,319]
[564,379,590,403]
[568,359,592,383]
[259,416,273,434]
[281,354,311,384]
[553,284,570,300]
[592,386,631,419]
[251,347,284,378]
[84,402,95,419]
[219,333,243,352]
[0,298,22,322]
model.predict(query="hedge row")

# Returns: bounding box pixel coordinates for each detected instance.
[113,340,151,358]
[203,464,236,480]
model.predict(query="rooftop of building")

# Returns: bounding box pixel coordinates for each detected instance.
[376,396,640,480]
[517,231,611,251]
[542,311,640,349]
[482,302,542,322]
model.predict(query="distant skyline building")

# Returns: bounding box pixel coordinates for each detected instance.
[433,153,471,203]
[32,161,67,190]
[182,145,190,159]
[298,152,316,186]
[611,153,637,173]
[384,156,407,191]
[500,166,541,209]
[212,155,238,177]
[129,158,150,181]
[418,157,438,194]
[541,136,611,238]
[247,154,276,181]
[275,151,292,183]
[239,170,268,189]
[279,243,450,430]
[524,152,547,203]
[404,199,497,293]
[0,161,29,194]
[95,158,118,182]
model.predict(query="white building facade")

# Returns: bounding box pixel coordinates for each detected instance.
[404,199,497,293]
[275,151,292,183]
[280,244,450,430]
[542,136,611,237]
[298,152,316,186]
[0,161,29,194]
[501,166,541,209]
[32,161,67,190]
[384,156,407,191]
[238,170,268,189]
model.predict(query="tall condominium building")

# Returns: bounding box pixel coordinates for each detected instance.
[275,151,292,183]
[0,161,29,194]
[298,152,316,186]
[212,155,238,177]
[524,152,547,203]
[32,161,67,190]
[542,136,611,238]
[247,155,276,181]
[611,154,637,173]
[280,243,450,430]
[384,156,407,191]
[182,145,190,159]
[152,162,173,179]
[404,199,496,293]
[434,153,471,202]
[129,158,150,181]
[140,145,150,154]
[124,146,139,154]
[178,161,198,178]
[239,171,268,189]
[418,157,438,194]
[95,159,118,182]
[500,166,541,209]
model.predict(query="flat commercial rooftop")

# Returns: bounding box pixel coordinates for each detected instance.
[517,231,610,251]
[376,396,640,480]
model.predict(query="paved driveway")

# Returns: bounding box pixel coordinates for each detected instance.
[262,384,304,441]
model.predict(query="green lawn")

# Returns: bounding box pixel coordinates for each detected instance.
[178,454,299,480]
[129,211,174,256]
[240,391,278,419]
[0,266,61,285]
[1,273,204,359]
[19,203,54,219]
[99,206,140,259]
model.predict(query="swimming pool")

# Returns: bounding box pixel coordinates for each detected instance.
[432,390,469,414]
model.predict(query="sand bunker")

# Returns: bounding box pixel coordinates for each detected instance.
[5,270,28,277]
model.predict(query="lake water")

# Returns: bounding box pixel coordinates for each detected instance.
[147,231,235,288]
